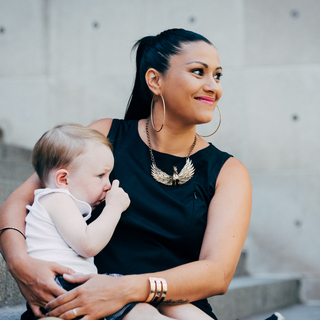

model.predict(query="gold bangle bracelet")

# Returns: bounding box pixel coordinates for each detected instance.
[156,278,167,305]
[145,278,156,303]
[151,278,162,305]
[147,277,167,306]
[0,227,26,239]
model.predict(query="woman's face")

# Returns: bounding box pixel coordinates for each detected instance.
[160,41,223,126]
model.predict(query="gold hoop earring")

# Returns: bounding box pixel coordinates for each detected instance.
[199,105,222,137]
[150,94,166,132]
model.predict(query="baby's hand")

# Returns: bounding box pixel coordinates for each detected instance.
[104,179,130,213]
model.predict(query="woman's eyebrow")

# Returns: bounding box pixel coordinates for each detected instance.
[186,61,208,68]
[186,61,222,71]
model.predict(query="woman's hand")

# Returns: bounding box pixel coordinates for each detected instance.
[45,273,140,320]
[9,254,74,318]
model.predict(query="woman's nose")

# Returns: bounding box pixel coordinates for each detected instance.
[204,76,220,92]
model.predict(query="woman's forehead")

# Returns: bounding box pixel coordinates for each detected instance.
[169,41,220,68]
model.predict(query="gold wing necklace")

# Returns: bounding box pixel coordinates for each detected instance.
[146,117,196,186]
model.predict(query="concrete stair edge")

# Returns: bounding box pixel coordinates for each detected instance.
[0,255,25,307]
[0,179,29,207]
[239,303,320,320]
[0,161,34,181]
[209,276,301,320]
[0,143,32,162]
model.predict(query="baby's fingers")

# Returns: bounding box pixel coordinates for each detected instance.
[111,179,120,188]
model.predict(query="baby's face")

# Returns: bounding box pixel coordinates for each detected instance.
[66,142,114,206]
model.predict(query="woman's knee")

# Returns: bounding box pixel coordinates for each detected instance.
[124,303,173,320]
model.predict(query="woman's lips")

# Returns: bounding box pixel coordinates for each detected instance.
[195,96,215,106]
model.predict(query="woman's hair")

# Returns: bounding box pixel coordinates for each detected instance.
[124,28,212,121]
[31,123,112,185]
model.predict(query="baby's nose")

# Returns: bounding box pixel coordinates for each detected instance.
[104,181,111,191]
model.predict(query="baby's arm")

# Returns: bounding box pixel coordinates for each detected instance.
[41,180,130,257]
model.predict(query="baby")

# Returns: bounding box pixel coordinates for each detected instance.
[25,123,214,320]
[26,123,129,277]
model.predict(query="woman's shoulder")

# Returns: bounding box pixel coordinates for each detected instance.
[217,156,251,190]
[198,143,249,189]
[87,118,113,136]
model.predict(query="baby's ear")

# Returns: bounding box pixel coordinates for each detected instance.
[55,169,69,188]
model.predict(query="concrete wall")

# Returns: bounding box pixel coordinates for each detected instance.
[0,0,319,302]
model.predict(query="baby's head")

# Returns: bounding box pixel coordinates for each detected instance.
[31,123,113,192]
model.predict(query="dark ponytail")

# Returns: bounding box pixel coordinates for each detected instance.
[124,28,212,121]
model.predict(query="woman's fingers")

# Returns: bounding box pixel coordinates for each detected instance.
[52,263,75,278]
[62,273,91,284]
[27,279,66,318]
[46,274,129,319]
[55,306,88,320]
[45,287,78,314]
[10,256,73,317]
[45,274,94,316]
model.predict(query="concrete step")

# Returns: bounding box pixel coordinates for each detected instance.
[0,179,27,206]
[0,143,32,163]
[0,143,33,206]
[0,303,26,320]
[0,255,25,307]
[209,275,301,320]
[234,251,249,278]
[0,160,34,182]
[239,303,320,320]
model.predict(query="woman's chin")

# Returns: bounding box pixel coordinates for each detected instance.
[198,115,214,125]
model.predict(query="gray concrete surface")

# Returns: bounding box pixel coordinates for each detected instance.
[0,303,26,320]
[239,304,320,320]
[209,276,300,320]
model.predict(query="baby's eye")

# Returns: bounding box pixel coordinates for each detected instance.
[214,72,223,81]
[192,68,204,76]
[98,174,104,179]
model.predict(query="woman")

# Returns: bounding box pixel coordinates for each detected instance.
[0,29,252,319]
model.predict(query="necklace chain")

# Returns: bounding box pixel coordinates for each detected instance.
[146,117,197,186]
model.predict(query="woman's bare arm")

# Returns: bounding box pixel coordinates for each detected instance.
[0,173,39,258]
[45,157,252,319]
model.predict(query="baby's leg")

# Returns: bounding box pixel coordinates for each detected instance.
[159,303,213,320]
[123,303,175,320]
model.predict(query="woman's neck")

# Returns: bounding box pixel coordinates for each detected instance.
[138,118,208,157]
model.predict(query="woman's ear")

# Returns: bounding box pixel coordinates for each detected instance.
[55,169,69,189]
[145,68,162,95]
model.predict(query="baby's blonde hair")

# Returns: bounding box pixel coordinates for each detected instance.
[31,123,112,185]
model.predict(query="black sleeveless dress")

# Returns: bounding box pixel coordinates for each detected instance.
[89,119,232,319]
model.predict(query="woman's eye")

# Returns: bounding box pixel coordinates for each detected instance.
[214,73,223,80]
[192,69,204,76]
